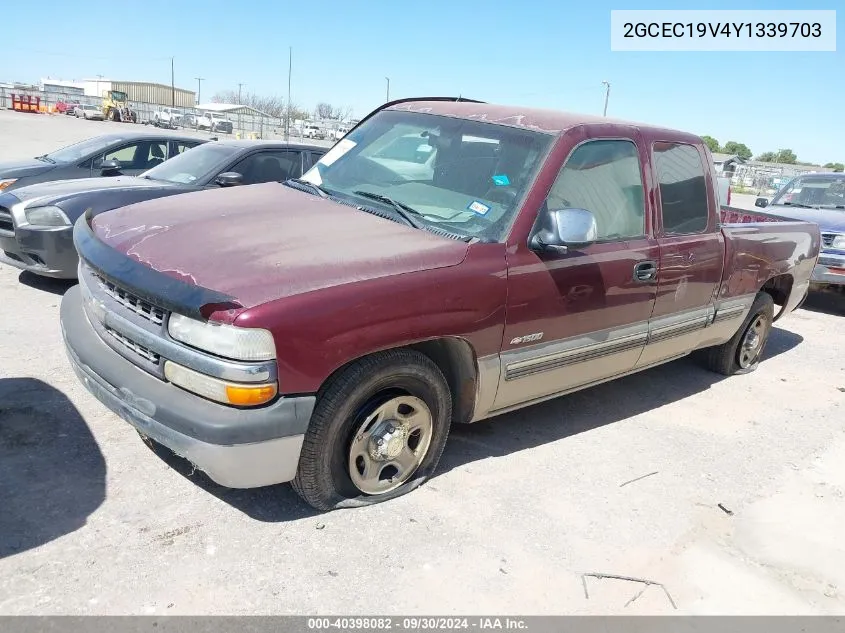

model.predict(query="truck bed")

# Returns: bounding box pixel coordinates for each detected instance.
[718,204,821,318]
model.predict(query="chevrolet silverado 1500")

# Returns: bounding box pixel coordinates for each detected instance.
[60,97,821,511]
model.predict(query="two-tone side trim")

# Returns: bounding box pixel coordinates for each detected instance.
[504,331,647,381]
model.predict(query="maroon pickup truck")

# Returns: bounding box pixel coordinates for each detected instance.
[60,97,821,511]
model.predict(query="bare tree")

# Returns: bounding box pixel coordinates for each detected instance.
[315,102,335,119]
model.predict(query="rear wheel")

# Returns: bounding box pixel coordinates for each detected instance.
[292,349,452,511]
[705,292,774,376]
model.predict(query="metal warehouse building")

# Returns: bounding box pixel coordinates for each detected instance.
[81,79,196,107]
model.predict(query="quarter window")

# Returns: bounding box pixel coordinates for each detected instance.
[653,142,710,234]
[546,140,645,241]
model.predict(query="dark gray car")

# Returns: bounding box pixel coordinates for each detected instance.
[0,140,327,279]
[0,133,206,194]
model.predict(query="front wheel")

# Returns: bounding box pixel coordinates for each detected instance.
[705,292,774,376]
[292,349,452,511]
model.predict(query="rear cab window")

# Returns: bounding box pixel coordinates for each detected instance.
[653,142,711,235]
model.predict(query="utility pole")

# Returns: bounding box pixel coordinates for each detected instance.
[385,77,390,102]
[96,74,104,97]
[194,77,204,106]
[602,80,611,117]
[171,57,175,107]
[237,83,245,137]
[285,47,292,142]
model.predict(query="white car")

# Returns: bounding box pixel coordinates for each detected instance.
[75,104,104,121]
[328,126,350,141]
[197,112,234,134]
[152,107,184,129]
[303,125,325,139]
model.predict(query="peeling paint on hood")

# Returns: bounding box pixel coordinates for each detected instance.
[90,183,471,309]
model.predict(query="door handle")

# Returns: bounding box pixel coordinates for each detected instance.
[633,260,658,282]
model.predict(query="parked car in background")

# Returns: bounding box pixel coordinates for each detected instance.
[303,124,325,139]
[56,100,81,114]
[0,140,324,279]
[0,132,203,194]
[59,97,819,511]
[152,107,184,129]
[328,125,350,141]
[755,172,845,293]
[180,113,198,128]
[197,112,234,134]
[75,104,105,121]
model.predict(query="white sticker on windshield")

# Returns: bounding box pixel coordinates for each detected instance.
[467,200,491,215]
[319,138,357,167]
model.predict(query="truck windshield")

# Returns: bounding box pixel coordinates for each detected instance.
[771,175,845,208]
[43,135,123,163]
[300,109,554,241]
[141,143,239,184]
[110,91,127,101]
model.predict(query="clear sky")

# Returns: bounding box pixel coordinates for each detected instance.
[2,0,842,163]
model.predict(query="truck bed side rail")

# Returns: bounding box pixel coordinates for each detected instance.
[719,205,802,225]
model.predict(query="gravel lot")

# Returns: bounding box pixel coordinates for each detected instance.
[1,111,844,616]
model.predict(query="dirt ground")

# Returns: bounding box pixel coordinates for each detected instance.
[1,111,844,615]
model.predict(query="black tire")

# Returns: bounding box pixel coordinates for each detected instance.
[109,109,119,122]
[705,292,774,376]
[292,349,452,511]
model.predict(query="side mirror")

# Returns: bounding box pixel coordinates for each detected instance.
[215,172,243,187]
[100,159,122,175]
[529,207,598,255]
[755,197,769,208]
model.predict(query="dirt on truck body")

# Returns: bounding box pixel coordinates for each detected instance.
[60,97,821,511]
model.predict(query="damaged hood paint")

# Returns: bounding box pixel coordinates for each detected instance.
[90,182,471,309]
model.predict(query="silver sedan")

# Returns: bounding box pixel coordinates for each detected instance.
[75,104,105,121]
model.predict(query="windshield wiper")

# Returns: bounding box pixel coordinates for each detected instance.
[34,154,56,164]
[284,178,329,198]
[782,202,817,209]
[352,190,426,229]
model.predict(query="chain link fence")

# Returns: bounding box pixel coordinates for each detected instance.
[0,87,335,141]
[721,161,836,196]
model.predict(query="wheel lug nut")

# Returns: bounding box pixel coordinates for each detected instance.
[377,439,384,446]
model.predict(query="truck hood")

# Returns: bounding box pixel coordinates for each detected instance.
[0,158,55,180]
[768,204,845,233]
[90,183,471,309]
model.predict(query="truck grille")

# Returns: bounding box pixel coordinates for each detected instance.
[104,325,161,365]
[821,233,839,248]
[0,207,14,235]
[91,270,166,325]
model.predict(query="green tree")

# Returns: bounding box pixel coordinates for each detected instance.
[701,135,721,153]
[722,141,752,160]
[755,149,797,164]
[824,162,844,172]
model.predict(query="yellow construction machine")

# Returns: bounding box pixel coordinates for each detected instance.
[101,90,137,123]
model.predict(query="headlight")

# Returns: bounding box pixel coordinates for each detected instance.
[23,205,71,227]
[832,235,845,249]
[167,313,276,361]
[0,178,18,191]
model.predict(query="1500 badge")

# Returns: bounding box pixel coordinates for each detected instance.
[510,332,544,345]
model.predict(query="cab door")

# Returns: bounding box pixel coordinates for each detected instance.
[494,132,659,412]
[636,141,724,368]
